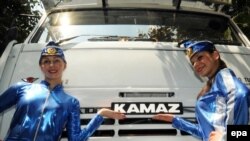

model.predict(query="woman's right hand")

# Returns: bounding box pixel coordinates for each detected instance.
[152,114,174,122]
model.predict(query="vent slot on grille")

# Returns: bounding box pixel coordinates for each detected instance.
[119,118,170,124]
[119,92,175,98]
[61,130,114,138]
[81,118,115,125]
[119,129,177,136]
[118,117,196,125]
[61,129,193,138]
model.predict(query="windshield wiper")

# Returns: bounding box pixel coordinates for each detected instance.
[88,35,155,42]
[177,39,242,47]
[56,35,155,44]
[211,39,242,45]
[88,36,121,41]
[57,35,83,44]
[56,34,111,44]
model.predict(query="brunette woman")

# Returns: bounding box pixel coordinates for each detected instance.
[152,40,249,141]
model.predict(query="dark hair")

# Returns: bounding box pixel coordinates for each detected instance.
[196,50,227,99]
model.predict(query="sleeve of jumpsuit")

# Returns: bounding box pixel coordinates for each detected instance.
[0,83,21,113]
[66,99,104,141]
[212,69,250,141]
[172,116,203,140]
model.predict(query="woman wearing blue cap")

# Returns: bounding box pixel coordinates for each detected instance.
[0,42,126,141]
[152,40,249,141]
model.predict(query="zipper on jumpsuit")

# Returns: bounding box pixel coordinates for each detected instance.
[33,89,51,141]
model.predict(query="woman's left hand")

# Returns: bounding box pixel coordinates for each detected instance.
[209,131,223,141]
[98,108,126,119]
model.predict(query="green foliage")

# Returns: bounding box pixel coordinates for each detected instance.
[231,0,250,39]
[234,13,250,38]
[148,26,176,41]
[0,0,42,55]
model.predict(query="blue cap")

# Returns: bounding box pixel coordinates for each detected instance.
[39,41,66,64]
[183,40,216,59]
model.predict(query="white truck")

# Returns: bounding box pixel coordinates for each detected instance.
[0,0,249,141]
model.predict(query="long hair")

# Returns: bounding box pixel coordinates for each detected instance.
[196,51,227,99]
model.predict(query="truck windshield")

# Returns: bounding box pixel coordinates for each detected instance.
[31,9,240,45]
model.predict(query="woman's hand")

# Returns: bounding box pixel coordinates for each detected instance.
[152,114,174,122]
[209,131,223,141]
[98,108,126,120]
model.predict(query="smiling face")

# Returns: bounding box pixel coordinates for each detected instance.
[190,50,220,78]
[40,56,66,84]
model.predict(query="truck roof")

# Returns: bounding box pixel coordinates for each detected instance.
[50,0,230,16]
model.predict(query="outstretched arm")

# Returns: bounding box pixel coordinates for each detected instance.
[67,102,126,141]
[98,108,126,120]
[152,114,174,122]
[152,114,203,140]
[0,83,21,113]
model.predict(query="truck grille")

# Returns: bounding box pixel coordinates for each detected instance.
[61,106,196,138]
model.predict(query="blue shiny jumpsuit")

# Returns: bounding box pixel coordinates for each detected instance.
[0,80,104,141]
[172,68,249,141]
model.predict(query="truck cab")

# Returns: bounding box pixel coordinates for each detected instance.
[0,0,249,141]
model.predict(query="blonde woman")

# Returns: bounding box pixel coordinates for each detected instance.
[0,42,126,141]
